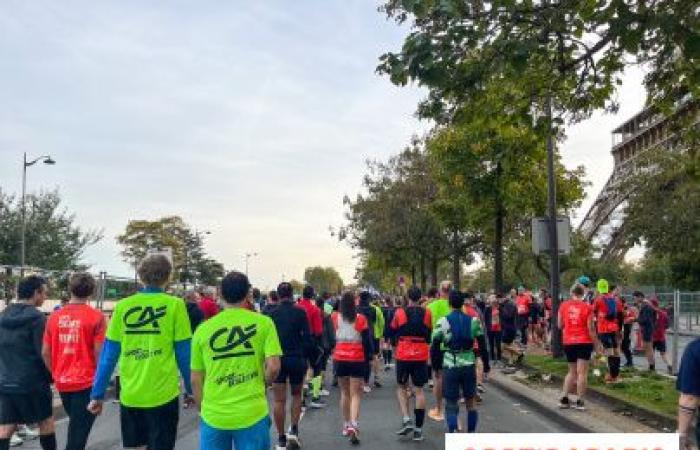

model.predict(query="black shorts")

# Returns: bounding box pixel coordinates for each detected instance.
[653,340,667,353]
[372,338,381,356]
[120,396,179,450]
[502,328,516,345]
[430,345,444,371]
[600,332,618,349]
[334,361,368,379]
[518,316,529,329]
[396,361,429,387]
[564,344,594,363]
[641,327,654,343]
[275,356,308,386]
[0,387,52,425]
[442,365,476,401]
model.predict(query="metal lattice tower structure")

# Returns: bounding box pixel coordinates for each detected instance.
[578,96,696,259]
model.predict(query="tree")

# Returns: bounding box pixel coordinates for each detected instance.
[303,266,344,295]
[0,189,102,270]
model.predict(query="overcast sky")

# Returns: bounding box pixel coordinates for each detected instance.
[0,2,647,289]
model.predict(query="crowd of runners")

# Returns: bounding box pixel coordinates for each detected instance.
[0,254,699,450]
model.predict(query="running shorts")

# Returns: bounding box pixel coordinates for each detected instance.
[653,340,667,353]
[641,326,654,343]
[0,386,52,425]
[372,338,381,356]
[442,365,476,401]
[396,361,429,387]
[563,344,594,363]
[275,356,308,386]
[599,332,618,349]
[502,328,516,345]
[429,345,443,371]
[120,396,179,450]
[333,361,368,379]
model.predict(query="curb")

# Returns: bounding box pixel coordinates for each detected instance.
[489,374,593,433]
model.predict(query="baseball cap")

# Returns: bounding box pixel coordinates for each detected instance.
[597,278,609,295]
[578,275,591,287]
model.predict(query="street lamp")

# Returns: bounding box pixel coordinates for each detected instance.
[244,252,258,277]
[20,153,56,276]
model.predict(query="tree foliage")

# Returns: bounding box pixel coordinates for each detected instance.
[303,266,344,295]
[0,189,102,270]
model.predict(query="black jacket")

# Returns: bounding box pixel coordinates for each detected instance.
[185,301,204,333]
[0,303,52,393]
[264,301,316,360]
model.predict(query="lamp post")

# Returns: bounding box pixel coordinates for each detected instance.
[20,153,55,277]
[244,252,258,277]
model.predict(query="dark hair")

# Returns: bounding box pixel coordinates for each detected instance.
[252,288,261,299]
[572,285,585,297]
[633,291,645,298]
[303,285,315,299]
[277,282,293,300]
[315,297,325,310]
[448,290,464,310]
[268,291,279,302]
[407,285,422,303]
[340,291,357,323]
[427,287,438,298]
[322,291,331,300]
[17,275,47,300]
[69,272,96,299]
[220,271,250,304]
[138,255,172,287]
[359,290,371,305]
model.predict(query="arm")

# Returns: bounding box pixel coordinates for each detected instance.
[90,339,121,400]
[191,370,205,409]
[41,342,52,373]
[174,339,193,395]
[265,356,281,385]
[477,333,490,372]
[361,328,373,361]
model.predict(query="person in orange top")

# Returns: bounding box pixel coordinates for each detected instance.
[331,292,372,445]
[515,287,532,346]
[390,286,432,441]
[42,273,106,450]
[592,279,624,383]
[558,284,597,411]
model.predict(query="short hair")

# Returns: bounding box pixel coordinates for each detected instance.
[220,271,250,304]
[183,289,199,302]
[268,290,279,302]
[407,285,422,303]
[277,282,293,300]
[571,284,585,297]
[427,287,439,298]
[69,272,96,299]
[448,290,464,310]
[633,291,645,298]
[440,280,452,293]
[252,288,261,299]
[17,275,47,300]
[359,290,371,305]
[138,255,172,287]
[303,285,315,299]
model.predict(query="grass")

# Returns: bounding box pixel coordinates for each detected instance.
[525,354,679,418]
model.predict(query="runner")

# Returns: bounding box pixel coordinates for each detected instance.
[431,291,482,433]
[592,279,624,383]
[499,292,522,369]
[636,291,657,371]
[88,254,194,450]
[515,286,532,347]
[381,297,397,371]
[297,286,325,408]
[42,273,106,450]
[426,280,452,422]
[651,298,673,374]
[463,293,491,397]
[621,298,638,367]
[485,294,502,362]
[198,286,220,319]
[315,294,336,398]
[263,282,314,450]
[191,271,282,450]
[357,291,379,392]
[0,275,56,450]
[391,286,432,442]
[262,290,280,315]
[332,291,372,445]
[578,276,595,304]
[184,289,205,333]
[558,284,596,411]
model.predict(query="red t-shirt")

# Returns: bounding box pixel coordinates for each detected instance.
[516,295,532,316]
[490,308,501,332]
[43,303,106,392]
[390,307,432,362]
[593,296,623,334]
[559,299,593,345]
[331,312,368,362]
[199,297,220,319]
[297,298,323,337]
[653,309,669,342]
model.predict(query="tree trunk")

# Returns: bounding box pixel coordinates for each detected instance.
[420,255,427,291]
[452,228,461,291]
[430,255,438,289]
[411,264,417,286]
[493,162,504,295]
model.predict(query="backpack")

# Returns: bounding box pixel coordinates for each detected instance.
[445,311,474,353]
[604,296,617,321]
[400,306,430,342]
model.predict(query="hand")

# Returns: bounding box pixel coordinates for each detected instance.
[183,394,196,409]
[87,399,103,415]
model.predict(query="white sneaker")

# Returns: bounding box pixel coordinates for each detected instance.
[10,434,23,447]
[17,425,38,440]
[362,385,372,394]
[319,389,330,397]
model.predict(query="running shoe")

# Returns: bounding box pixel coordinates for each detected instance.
[558,396,570,409]
[9,434,23,447]
[276,435,287,450]
[573,399,586,411]
[412,429,424,441]
[286,432,301,450]
[17,425,38,440]
[477,384,486,393]
[384,364,391,372]
[342,426,350,437]
[516,353,525,365]
[347,426,360,445]
[309,398,326,409]
[428,380,434,388]
[396,419,414,435]
[475,393,483,403]
[319,389,330,397]
[374,380,382,388]
[363,385,372,394]
[428,407,444,421]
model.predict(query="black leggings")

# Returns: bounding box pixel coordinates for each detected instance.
[622,324,633,365]
[488,331,502,361]
[59,388,97,450]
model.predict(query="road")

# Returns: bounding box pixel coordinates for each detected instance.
[19,367,576,450]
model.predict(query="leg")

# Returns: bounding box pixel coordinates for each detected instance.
[349,377,363,424]
[487,332,496,361]
[431,370,444,418]
[495,332,502,361]
[271,384,287,439]
[442,368,459,432]
[396,384,409,419]
[563,363,577,396]
[576,360,589,398]
[62,389,96,450]
[37,417,56,450]
[338,377,351,424]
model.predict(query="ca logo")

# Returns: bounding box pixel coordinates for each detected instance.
[124,306,167,335]
[209,324,257,360]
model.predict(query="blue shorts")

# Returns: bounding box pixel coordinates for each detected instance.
[200,416,270,450]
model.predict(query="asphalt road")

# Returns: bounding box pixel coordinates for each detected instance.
[19,366,576,450]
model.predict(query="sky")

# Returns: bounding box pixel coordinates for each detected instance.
[0,2,647,289]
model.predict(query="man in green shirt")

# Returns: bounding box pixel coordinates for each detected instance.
[426,280,452,421]
[88,254,194,450]
[431,290,483,434]
[191,271,281,450]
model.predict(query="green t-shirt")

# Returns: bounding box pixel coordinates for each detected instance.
[191,307,282,430]
[427,298,450,330]
[372,304,385,339]
[106,291,191,408]
[431,311,483,368]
